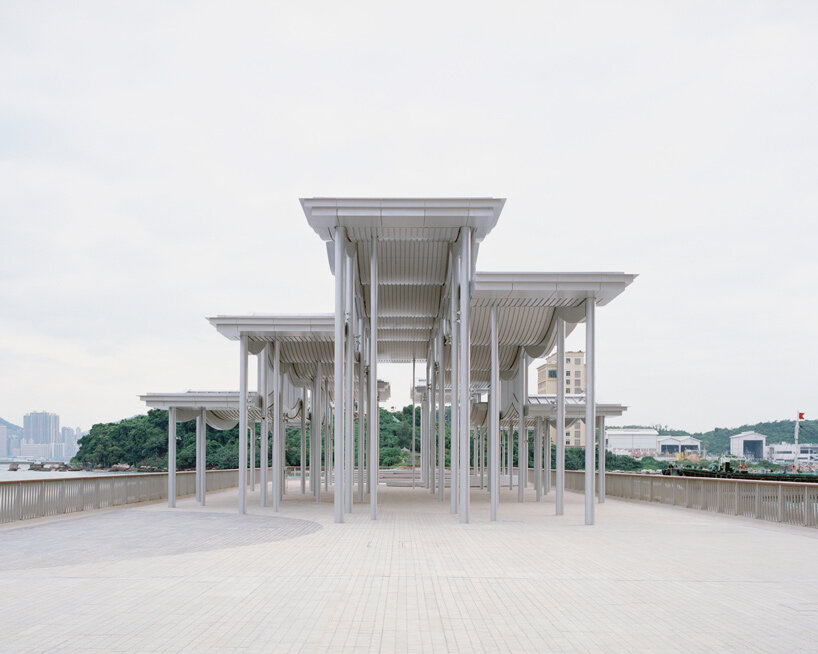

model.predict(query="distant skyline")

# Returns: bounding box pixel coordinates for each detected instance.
[2,2,817,432]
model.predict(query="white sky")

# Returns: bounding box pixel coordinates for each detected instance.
[1,2,817,433]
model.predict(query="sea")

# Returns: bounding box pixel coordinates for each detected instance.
[0,464,124,482]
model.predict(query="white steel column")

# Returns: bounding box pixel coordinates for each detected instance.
[429,353,436,496]
[545,420,552,494]
[556,317,565,516]
[597,414,606,503]
[421,395,428,488]
[363,343,370,496]
[333,226,346,524]
[369,235,379,520]
[252,357,260,493]
[300,387,306,494]
[358,324,366,502]
[324,384,329,492]
[249,424,255,491]
[344,252,354,513]
[449,248,459,514]
[279,409,285,497]
[200,407,207,505]
[273,339,281,511]
[437,328,444,502]
[518,356,527,502]
[584,298,596,525]
[313,365,321,503]
[458,229,471,523]
[260,345,269,507]
[411,356,416,489]
[238,334,248,514]
[535,417,543,502]
[195,410,202,504]
[480,426,485,489]
[168,407,176,508]
[507,425,513,490]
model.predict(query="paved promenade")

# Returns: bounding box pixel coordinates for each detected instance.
[1,479,817,653]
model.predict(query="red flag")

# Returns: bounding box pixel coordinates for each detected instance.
[798,412,805,420]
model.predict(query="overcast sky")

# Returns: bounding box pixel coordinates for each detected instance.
[1,2,817,433]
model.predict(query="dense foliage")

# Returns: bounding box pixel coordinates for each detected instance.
[73,406,659,471]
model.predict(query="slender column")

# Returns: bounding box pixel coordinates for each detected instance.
[195,411,202,504]
[364,345,370,496]
[252,359,260,493]
[508,425,513,489]
[458,229,471,523]
[280,409,286,497]
[333,227,346,524]
[168,406,176,508]
[429,352,436,496]
[313,365,321,502]
[543,418,551,495]
[300,387,307,494]
[369,236,379,519]
[556,317,565,515]
[584,298,596,525]
[250,422,255,491]
[358,324,366,502]
[533,418,540,499]
[450,248,459,514]
[421,395,428,487]
[238,334,248,514]
[437,328,445,502]
[518,356,527,502]
[260,345,269,506]
[477,428,486,490]
[597,415,606,503]
[324,384,329,492]
[200,407,207,505]
[411,356,416,489]
[272,339,281,511]
[345,252,354,513]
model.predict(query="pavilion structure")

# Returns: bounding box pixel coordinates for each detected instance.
[142,197,635,525]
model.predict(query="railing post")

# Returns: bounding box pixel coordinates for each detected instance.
[94,479,101,510]
[755,484,761,520]
[734,483,739,516]
[778,485,783,522]
[805,486,809,528]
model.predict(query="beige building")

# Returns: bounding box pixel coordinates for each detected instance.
[536,350,586,447]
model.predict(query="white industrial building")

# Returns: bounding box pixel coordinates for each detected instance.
[766,442,818,466]
[729,431,767,460]
[605,428,701,458]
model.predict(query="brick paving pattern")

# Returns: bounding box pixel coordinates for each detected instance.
[1,479,817,652]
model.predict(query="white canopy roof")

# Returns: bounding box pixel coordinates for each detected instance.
[470,394,627,429]
[139,391,275,430]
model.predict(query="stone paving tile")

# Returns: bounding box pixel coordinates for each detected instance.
[1,480,817,652]
[0,510,321,570]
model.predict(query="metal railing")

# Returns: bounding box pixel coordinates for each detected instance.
[560,470,818,528]
[0,469,239,524]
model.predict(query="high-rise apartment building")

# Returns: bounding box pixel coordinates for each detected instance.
[23,411,60,445]
[536,350,587,447]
